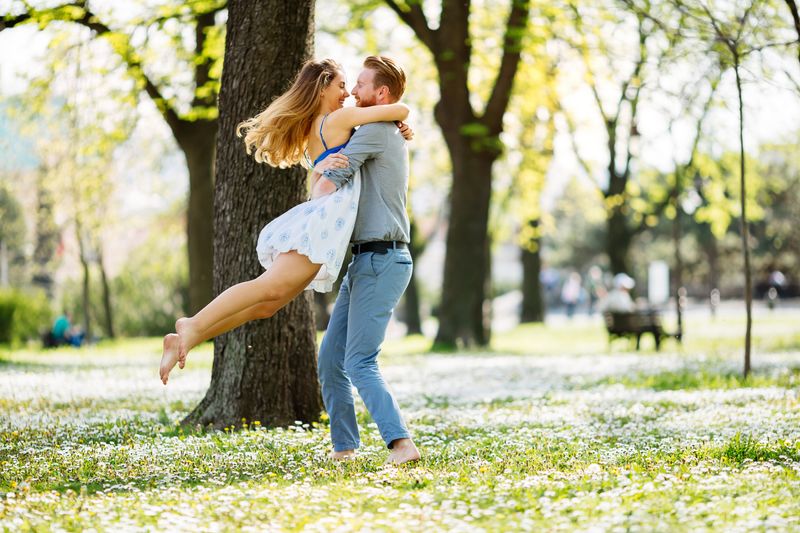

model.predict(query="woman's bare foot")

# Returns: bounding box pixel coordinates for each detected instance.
[330,450,356,461]
[159,334,180,385]
[175,317,195,369]
[386,438,420,465]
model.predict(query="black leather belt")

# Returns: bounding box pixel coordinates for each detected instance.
[351,241,408,255]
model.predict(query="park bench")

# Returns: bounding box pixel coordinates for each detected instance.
[603,310,681,351]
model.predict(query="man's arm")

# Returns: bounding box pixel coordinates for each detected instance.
[314,123,388,190]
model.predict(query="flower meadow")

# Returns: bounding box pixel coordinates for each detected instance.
[1,315,799,532]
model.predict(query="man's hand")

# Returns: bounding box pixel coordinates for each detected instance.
[396,121,414,141]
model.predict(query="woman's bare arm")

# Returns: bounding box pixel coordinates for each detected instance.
[327,103,410,131]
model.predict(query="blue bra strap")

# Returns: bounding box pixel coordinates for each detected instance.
[319,114,330,151]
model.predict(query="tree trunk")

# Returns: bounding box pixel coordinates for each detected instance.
[183,0,321,430]
[32,172,58,297]
[785,0,800,65]
[0,241,7,288]
[403,271,423,336]
[75,218,91,343]
[671,194,684,338]
[176,123,218,315]
[313,292,330,331]
[96,245,115,339]
[381,0,529,349]
[707,231,719,294]
[520,227,544,323]
[403,220,425,335]
[734,61,752,378]
[434,150,496,347]
[607,207,632,275]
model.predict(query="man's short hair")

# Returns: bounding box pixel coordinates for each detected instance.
[363,55,406,100]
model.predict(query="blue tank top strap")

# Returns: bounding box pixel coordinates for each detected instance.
[319,113,330,151]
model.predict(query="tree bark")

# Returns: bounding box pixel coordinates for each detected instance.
[183,0,321,430]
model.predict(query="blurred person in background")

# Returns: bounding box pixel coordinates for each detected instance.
[599,273,636,313]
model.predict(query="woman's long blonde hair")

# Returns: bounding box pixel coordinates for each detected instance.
[237,58,342,167]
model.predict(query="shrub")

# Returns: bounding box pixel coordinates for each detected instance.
[0,289,53,344]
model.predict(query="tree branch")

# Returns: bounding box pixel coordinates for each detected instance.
[786,0,800,65]
[564,112,596,183]
[566,2,610,124]
[482,0,531,134]
[3,2,184,133]
[192,10,217,110]
[383,0,436,51]
[620,15,648,183]
[634,72,719,235]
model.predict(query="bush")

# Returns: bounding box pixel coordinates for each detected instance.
[0,289,53,344]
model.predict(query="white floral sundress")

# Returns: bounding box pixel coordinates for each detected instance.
[255,121,359,293]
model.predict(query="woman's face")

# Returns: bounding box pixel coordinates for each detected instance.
[321,71,348,112]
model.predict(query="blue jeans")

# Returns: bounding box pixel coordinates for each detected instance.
[318,247,413,452]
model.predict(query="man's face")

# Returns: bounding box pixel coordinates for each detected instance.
[351,68,379,107]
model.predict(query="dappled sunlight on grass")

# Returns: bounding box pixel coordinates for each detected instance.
[1,321,799,530]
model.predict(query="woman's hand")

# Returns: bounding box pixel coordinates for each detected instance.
[310,153,348,199]
[313,153,349,175]
[397,121,414,141]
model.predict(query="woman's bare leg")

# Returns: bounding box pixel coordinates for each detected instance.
[179,268,319,352]
[160,252,320,384]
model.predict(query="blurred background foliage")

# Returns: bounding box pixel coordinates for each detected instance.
[0,0,799,348]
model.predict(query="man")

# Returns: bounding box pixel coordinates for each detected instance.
[600,273,636,313]
[312,56,419,465]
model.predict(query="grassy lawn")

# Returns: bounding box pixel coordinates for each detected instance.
[0,309,798,530]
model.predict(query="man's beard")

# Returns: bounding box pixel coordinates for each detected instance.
[357,94,377,107]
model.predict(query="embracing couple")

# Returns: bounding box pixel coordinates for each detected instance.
[159,56,420,465]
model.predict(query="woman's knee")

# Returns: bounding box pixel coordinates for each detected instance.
[252,278,288,303]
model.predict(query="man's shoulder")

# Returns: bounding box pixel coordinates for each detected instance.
[355,122,394,135]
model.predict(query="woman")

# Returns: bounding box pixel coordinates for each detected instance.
[159,59,411,384]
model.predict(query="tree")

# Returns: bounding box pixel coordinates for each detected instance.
[374,0,531,347]
[674,0,777,376]
[30,169,60,297]
[183,0,322,430]
[508,16,560,323]
[562,0,670,277]
[785,0,800,64]
[2,0,225,313]
[0,183,25,288]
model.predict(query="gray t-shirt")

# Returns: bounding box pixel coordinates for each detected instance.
[322,122,410,244]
